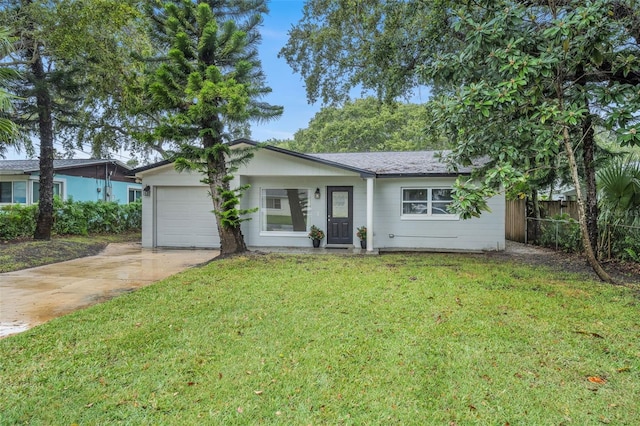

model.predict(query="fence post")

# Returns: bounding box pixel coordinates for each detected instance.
[524,198,528,245]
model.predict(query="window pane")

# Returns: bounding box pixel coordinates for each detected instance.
[13,181,26,203]
[403,202,429,215]
[432,202,451,215]
[432,189,453,201]
[331,191,349,218]
[0,182,11,203]
[129,189,141,203]
[32,182,39,203]
[33,182,61,202]
[263,189,308,232]
[403,189,427,201]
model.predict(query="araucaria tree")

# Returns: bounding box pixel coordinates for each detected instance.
[282,1,640,283]
[142,1,282,255]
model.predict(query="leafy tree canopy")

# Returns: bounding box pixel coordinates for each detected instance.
[275,97,449,153]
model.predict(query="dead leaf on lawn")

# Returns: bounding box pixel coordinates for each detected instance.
[85,403,94,408]
[237,407,244,413]
[588,376,607,384]
[574,330,604,339]
[254,390,263,395]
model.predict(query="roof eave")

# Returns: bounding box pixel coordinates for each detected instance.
[376,172,471,178]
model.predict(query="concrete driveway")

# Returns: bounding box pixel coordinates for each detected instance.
[0,243,218,338]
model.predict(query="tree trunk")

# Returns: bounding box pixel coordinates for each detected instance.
[287,189,306,231]
[562,126,615,284]
[31,49,54,240]
[204,134,247,256]
[582,113,599,258]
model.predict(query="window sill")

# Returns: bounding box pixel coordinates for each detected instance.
[401,215,459,221]
[259,231,309,237]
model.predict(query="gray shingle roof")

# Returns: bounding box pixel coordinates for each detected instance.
[308,151,472,175]
[131,139,478,177]
[0,159,130,173]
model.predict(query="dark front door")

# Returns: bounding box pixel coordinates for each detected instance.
[327,186,353,245]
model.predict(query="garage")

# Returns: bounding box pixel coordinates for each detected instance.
[155,186,220,248]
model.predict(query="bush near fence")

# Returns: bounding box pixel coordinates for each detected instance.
[0,198,142,240]
[523,215,639,262]
[506,199,638,262]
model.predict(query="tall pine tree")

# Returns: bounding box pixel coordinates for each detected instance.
[1,0,147,239]
[141,1,282,255]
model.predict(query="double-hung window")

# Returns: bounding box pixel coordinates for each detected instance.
[261,188,309,233]
[401,187,457,219]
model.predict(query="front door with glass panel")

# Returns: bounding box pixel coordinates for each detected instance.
[327,186,353,245]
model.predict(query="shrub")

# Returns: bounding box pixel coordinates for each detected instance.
[0,199,141,240]
[603,224,640,262]
[0,204,38,240]
[539,213,582,252]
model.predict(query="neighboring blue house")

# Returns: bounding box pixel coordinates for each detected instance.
[0,159,141,206]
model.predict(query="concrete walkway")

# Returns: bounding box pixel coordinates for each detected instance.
[0,243,218,338]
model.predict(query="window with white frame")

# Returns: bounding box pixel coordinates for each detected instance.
[261,188,309,232]
[32,181,62,203]
[0,181,27,203]
[401,187,456,218]
[128,187,142,203]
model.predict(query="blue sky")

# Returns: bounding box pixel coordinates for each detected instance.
[251,0,314,142]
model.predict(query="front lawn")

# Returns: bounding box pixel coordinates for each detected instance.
[1,253,638,424]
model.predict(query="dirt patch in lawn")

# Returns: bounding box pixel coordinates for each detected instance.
[485,241,640,285]
[0,233,140,273]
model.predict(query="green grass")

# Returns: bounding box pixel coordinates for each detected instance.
[1,253,639,424]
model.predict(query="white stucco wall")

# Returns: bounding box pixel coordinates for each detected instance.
[373,178,505,251]
[136,148,505,251]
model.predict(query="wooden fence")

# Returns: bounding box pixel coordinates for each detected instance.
[505,199,579,243]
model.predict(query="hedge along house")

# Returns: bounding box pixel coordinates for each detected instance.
[0,159,142,206]
[132,139,505,252]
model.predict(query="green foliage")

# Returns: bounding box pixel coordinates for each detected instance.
[0,26,20,155]
[308,225,324,240]
[539,214,583,253]
[279,97,449,153]
[1,0,148,157]
[605,225,640,262]
[0,199,141,240]
[139,1,281,252]
[0,204,38,240]
[597,155,640,223]
[284,0,640,218]
[281,1,450,104]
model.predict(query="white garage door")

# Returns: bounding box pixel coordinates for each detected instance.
[155,186,220,248]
